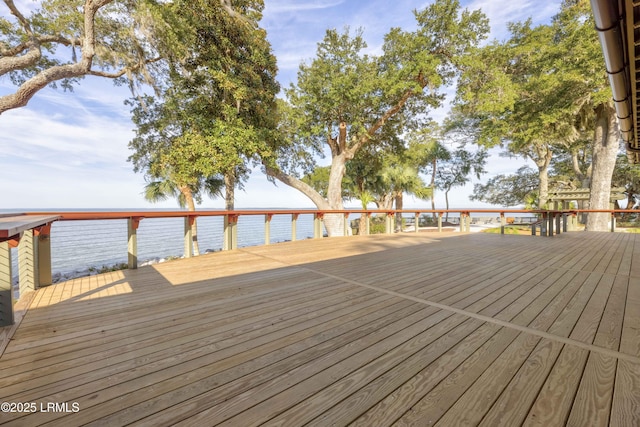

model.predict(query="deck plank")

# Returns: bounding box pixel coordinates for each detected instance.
[1,231,639,426]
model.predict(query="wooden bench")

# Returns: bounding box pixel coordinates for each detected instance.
[0,214,60,326]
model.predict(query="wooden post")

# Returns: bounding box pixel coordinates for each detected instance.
[438,213,442,233]
[555,213,561,235]
[541,213,547,236]
[343,213,350,236]
[414,213,420,233]
[365,213,371,235]
[18,229,36,294]
[562,214,568,232]
[36,225,52,287]
[264,214,272,245]
[611,214,616,232]
[314,213,323,239]
[184,217,193,258]
[223,215,238,250]
[466,214,472,233]
[460,213,465,233]
[291,214,298,242]
[128,218,139,269]
[548,212,554,236]
[0,241,13,326]
[231,216,238,249]
[531,223,536,236]
[385,213,393,234]
[223,215,231,250]
[500,213,505,235]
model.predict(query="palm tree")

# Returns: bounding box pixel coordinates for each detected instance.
[380,165,433,232]
[144,175,224,255]
[356,190,375,235]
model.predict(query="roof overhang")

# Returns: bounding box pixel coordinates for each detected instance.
[591,0,640,163]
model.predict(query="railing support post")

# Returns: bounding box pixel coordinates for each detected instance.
[414,213,420,233]
[385,213,393,234]
[611,214,616,232]
[18,229,36,294]
[36,224,52,287]
[223,215,238,250]
[314,213,323,239]
[0,241,13,326]
[555,213,561,235]
[365,213,371,235]
[500,213,505,235]
[548,212,554,236]
[541,213,547,236]
[291,214,298,242]
[563,214,568,232]
[128,218,139,269]
[438,213,443,233]
[265,214,273,245]
[344,213,350,236]
[184,217,193,258]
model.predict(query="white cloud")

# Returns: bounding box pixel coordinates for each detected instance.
[263,0,345,14]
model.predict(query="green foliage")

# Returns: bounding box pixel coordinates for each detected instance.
[471,166,539,207]
[127,0,279,208]
[436,148,488,207]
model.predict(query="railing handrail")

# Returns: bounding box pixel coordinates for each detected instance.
[19,208,565,222]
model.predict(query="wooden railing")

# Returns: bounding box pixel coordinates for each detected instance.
[1,207,637,327]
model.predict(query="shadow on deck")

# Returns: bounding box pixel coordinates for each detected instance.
[1,231,639,426]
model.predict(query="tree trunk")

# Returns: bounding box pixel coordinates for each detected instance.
[430,158,437,219]
[322,153,349,236]
[224,172,235,211]
[179,186,200,256]
[444,188,450,222]
[586,103,620,231]
[535,147,553,209]
[358,214,368,235]
[394,192,403,232]
[538,165,550,209]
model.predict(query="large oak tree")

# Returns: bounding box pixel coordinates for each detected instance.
[264,0,488,236]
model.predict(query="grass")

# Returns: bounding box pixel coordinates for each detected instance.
[481,226,532,235]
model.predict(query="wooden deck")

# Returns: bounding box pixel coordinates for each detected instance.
[1,231,639,426]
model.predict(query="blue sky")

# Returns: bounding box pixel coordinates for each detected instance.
[0,0,562,210]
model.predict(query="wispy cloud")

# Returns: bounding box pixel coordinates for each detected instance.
[263,0,345,14]
[467,0,560,40]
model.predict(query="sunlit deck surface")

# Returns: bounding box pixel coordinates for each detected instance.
[1,231,640,426]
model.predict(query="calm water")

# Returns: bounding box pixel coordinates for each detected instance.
[6,211,324,283]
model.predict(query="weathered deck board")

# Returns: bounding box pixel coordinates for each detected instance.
[0,231,638,426]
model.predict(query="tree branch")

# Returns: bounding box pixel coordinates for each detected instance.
[0,35,74,57]
[4,0,33,35]
[348,89,413,156]
[219,0,249,23]
[264,166,329,209]
[88,57,162,78]
[0,46,41,75]
[0,0,115,114]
